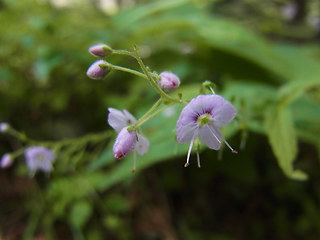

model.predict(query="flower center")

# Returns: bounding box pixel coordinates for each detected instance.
[197,113,213,127]
[37,154,45,161]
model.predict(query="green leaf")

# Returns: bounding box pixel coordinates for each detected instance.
[275,45,320,106]
[266,107,307,180]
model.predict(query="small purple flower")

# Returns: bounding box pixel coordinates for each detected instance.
[0,154,13,168]
[176,94,237,167]
[108,108,150,171]
[24,146,56,173]
[89,44,113,57]
[86,60,110,80]
[107,108,149,156]
[113,127,137,159]
[159,72,180,91]
[0,122,9,133]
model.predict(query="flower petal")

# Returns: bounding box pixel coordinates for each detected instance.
[123,110,137,125]
[135,134,150,156]
[209,95,236,127]
[198,124,222,150]
[113,128,137,159]
[108,108,136,132]
[176,122,198,143]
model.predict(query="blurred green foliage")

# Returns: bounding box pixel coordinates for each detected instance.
[0,0,320,239]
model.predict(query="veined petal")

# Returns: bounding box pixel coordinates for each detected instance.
[198,124,222,150]
[210,95,236,127]
[176,122,199,143]
[108,108,136,132]
[135,134,150,156]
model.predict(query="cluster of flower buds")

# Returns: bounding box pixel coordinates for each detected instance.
[86,44,113,79]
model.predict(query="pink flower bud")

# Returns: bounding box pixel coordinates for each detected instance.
[1,154,13,168]
[88,44,113,57]
[159,72,180,91]
[113,128,137,159]
[86,60,110,80]
[0,122,9,133]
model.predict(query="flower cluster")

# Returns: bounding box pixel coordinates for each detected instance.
[85,43,238,171]
[1,43,238,176]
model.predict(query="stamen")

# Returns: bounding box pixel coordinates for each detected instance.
[209,126,238,154]
[209,87,215,95]
[184,137,195,167]
[196,152,201,168]
[208,127,221,144]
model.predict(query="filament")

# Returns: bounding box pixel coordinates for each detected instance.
[209,126,238,154]
[185,137,195,167]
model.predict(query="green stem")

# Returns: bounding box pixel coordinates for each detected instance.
[128,99,162,131]
[111,65,148,79]
[113,48,182,104]
[8,128,36,144]
[134,104,170,129]
[112,49,136,57]
[47,131,111,149]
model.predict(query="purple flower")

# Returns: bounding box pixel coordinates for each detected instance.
[176,94,237,167]
[24,146,56,173]
[1,154,13,168]
[159,72,180,91]
[108,108,150,171]
[108,108,149,156]
[113,127,137,159]
[86,60,110,80]
[0,122,9,133]
[88,44,113,57]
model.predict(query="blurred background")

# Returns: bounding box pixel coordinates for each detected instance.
[0,0,320,239]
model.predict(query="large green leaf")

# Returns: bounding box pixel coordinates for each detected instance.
[266,107,307,180]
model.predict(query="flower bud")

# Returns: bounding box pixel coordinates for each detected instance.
[1,154,13,168]
[113,128,137,159]
[0,122,9,133]
[88,44,113,57]
[159,72,180,91]
[86,60,110,80]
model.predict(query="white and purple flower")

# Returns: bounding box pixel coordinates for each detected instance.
[108,108,150,171]
[24,146,56,174]
[176,94,237,167]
